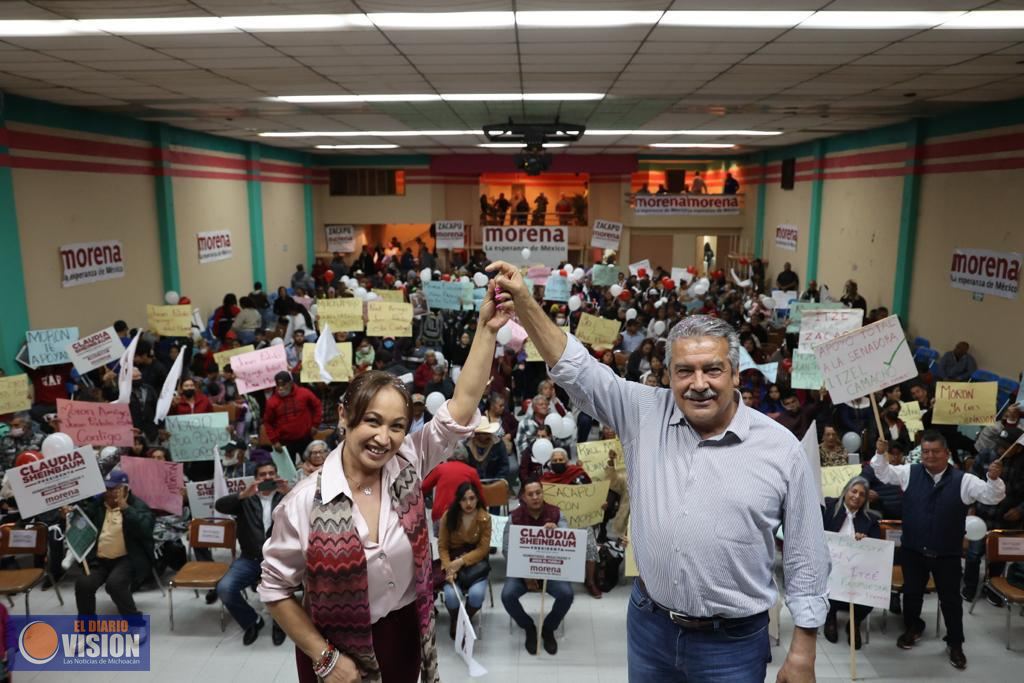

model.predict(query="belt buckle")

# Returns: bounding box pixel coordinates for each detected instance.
[668,611,704,629]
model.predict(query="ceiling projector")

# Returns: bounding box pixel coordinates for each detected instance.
[483,120,585,176]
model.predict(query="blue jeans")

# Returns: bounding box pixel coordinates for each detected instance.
[443,580,488,610]
[217,556,262,629]
[627,580,770,683]
[502,577,573,633]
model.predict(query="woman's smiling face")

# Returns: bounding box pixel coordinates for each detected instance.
[342,387,409,469]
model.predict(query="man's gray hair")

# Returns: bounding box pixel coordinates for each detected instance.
[664,315,740,372]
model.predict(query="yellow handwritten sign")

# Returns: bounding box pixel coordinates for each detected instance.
[542,480,610,528]
[625,520,638,577]
[300,342,354,383]
[317,298,364,332]
[0,375,31,413]
[576,438,625,482]
[213,344,254,370]
[900,400,924,438]
[367,302,413,337]
[575,313,620,349]
[523,326,569,363]
[146,305,192,336]
[372,289,405,303]
[933,381,998,426]
[821,464,863,499]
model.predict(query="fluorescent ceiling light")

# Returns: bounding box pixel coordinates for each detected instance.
[231,14,372,31]
[649,143,736,149]
[586,129,781,136]
[0,20,95,36]
[315,144,400,150]
[939,11,1024,29]
[261,130,481,138]
[275,93,602,104]
[477,143,568,149]
[798,11,961,29]
[274,94,442,103]
[661,11,812,28]
[516,11,662,28]
[369,12,514,29]
[80,17,236,34]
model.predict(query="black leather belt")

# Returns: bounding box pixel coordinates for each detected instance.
[637,579,767,631]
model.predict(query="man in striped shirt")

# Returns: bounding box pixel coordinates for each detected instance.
[489,260,830,683]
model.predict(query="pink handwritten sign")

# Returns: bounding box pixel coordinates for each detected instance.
[117,456,184,515]
[56,399,134,447]
[231,345,288,394]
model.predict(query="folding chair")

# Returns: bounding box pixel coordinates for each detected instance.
[168,518,236,631]
[968,529,1024,650]
[0,522,63,615]
[877,520,940,636]
[480,480,510,517]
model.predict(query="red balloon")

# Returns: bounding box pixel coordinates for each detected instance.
[781,358,793,371]
[15,450,44,467]
[323,270,335,283]
[686,266,698,275]
[666,280,675,290]
[441,274,451,281]
[559,269,568,277]
[618,290,631,301]
[637,268,647,278]
[179,296,191,305]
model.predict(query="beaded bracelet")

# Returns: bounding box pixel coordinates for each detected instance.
[313,643,335,675]
[314,648,339,680]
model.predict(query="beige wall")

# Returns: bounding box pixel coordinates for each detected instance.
[13,168,164,332]
[173,176,253,317]
[318,178,434,225]
[262,181,307,291]
[909,167,1023,378]
[760,177,813,288]
[818,176,903,310]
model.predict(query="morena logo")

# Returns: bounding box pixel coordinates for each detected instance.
[19,621,60,665]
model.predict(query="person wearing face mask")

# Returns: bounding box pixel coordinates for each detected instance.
[126,367,158,443]
[541,449,604,599]
[168,377,213,416]
[354,339,376,371]
[0,413,44,469]
[264,371,322,459]
[215,460,290,646]
[259,280,507,683]
[821,476,881,649]
[974,404,1020,454]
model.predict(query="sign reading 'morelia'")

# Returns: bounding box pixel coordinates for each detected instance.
[60,241,126,288]
[634,194,742,216]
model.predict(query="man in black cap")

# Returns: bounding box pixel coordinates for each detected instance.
[263,371,322,458]
[73,470,155,616]
[214,459,290,645]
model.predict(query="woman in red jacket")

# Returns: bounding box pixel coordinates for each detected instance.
[168,377,213,415]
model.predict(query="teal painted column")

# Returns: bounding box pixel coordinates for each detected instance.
[893,120,925,320]
[0,114,31,374]
[303,175,315,267]
[753,152,766,258]
[153,124,180,293]
[805,140,825,281]
[246,143,267,286]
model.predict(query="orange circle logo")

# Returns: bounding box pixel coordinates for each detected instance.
[19,621,59,664]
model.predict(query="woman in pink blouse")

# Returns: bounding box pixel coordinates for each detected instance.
[260,282,509,683]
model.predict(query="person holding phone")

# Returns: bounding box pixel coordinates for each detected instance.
[213,460,290,646]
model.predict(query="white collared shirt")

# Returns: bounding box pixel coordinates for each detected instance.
[870,453,1005,505]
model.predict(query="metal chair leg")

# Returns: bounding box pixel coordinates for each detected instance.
[5,596,13,608]
[220,603,226,632]
[936,600,942,638]
[169,587,175,631]
[488,578,494,608]
[1007,605,1013,651]
[24,590,30,616]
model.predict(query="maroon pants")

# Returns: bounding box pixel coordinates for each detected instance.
[296,602,421,683]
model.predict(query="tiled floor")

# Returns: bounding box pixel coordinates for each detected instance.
[12,552,1024,682]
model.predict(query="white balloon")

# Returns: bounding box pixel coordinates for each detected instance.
[41,432,75,458]
[271,337,285,346]
[544,412,562,433]
[434,351,445,367]
[692,282,709,296]
[760,295,776,309]
[609,284,623,297]
[394,280,404,288]
[560,415,577,440]
[531,438,554,465]
[521,248,531,261]
[573,267,585,281]
[496,323,513,346]
[473,272,489,287]
[563,263,573,273]
[653,320,666,335]
[626,308,637,321]
[425,391,446,415]
[164,290,180,305]
[965,515,987,542]
[460,275,470,284]
[568,295,582,311]
[841,431,862,454]
[354,287,367,299]
[420,267,432,282]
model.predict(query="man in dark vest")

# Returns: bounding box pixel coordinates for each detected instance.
[501,479,574,656]
[870,431,1004,670]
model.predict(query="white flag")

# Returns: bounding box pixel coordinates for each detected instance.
[154,349,185,423]
[453,587,487,677]
[115,332,140,404]
[212,446,229,519]
[314,323,340,383]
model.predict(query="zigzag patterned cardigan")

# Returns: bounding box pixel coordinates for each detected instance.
[305,459,439,682]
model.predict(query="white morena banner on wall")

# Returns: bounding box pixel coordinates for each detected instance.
[949,248,1021,300]
[775,224,798,251]
[506,525,586,583]
[634,194,741,216]
[590,219,623,250]
[60,240,125,288]
[325,224,356,253]
[197,230,233,264]
[483,225,568,267]
[434,220,465,250]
